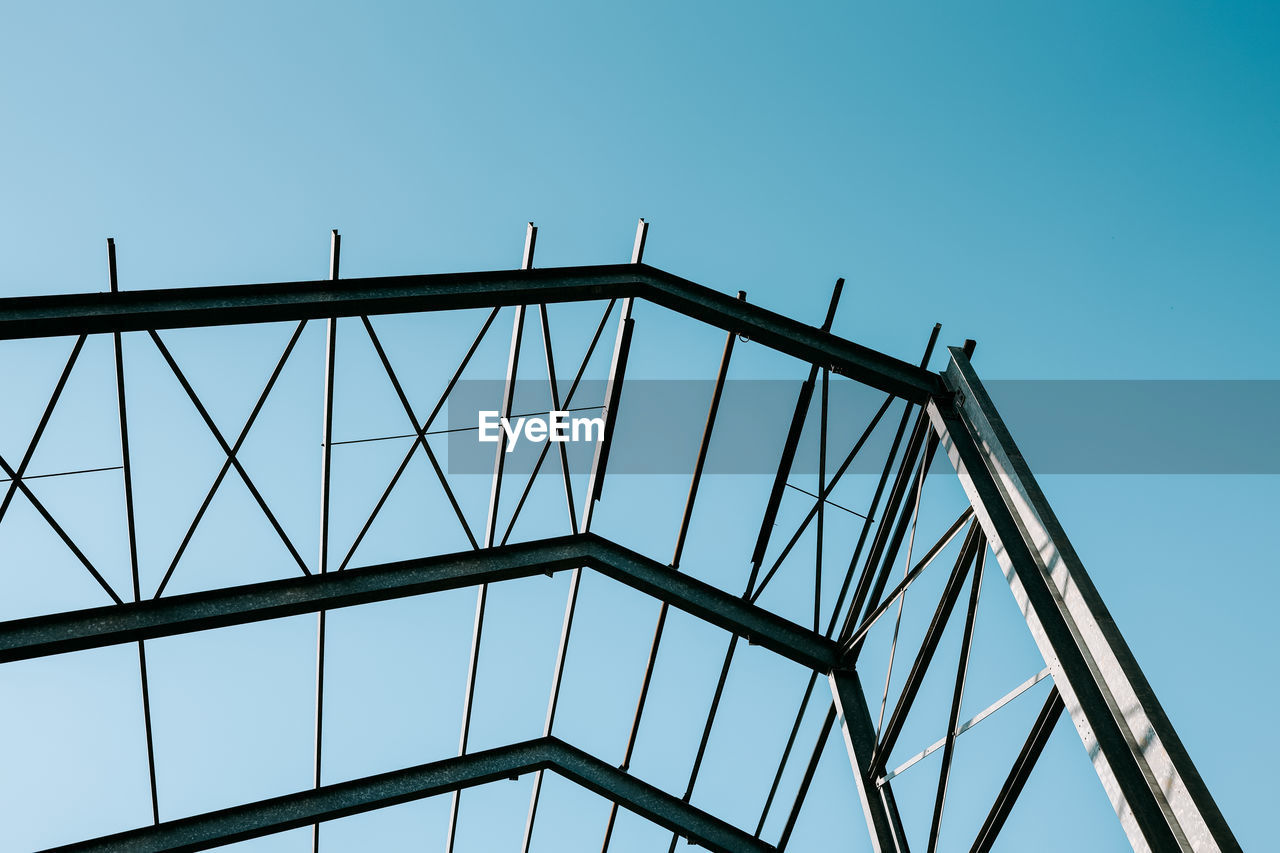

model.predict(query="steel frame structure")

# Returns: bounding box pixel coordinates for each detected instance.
[0,226,1241,852]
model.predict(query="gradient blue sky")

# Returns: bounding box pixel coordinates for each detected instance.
[0,3,1275,851]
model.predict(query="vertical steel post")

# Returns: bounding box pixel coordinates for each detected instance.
[523,230,642,853]
[580,219,645,532]
[603,294,738,853]
[449,223,535,853]
[312,229,340,853]
[108,239,160,826]
[745,278,843,594]
[537,304,577,533]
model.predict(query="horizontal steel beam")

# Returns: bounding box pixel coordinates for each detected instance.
[43,737,773,853]
[0,264,941,402]
[928,348,1241,853]
[0,533,839,672]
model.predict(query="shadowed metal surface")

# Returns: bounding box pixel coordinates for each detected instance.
[0,264,940,402]
[928,348,1241,853]
[41,738,775,853]
[0,533,839,672]
[0,251,1242,853]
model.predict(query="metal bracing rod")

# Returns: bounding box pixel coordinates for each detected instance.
[871,426,932,739]
[580,304,633,532]
[337,307,501,571]
[825,325,940,640]
[0,464,121,483]
[753,325,942,844]
[108,238,160,826]
[0,450,122,604]
[930,350,1242,852]
[0,264,942,403]
[0,336,109,597]
[108,241,140,603]
[524,233,641,853]
[312,229,339,853]
[45,738,774,853]
[859,432,941,642]
[152,320,308,598]
[599,601,663,852]
[519,566,581,853]
[775,706,835,851]
[604,313,738,853]
[483,225,534,547]
[664,633,739,853]
[767,324,940,625]
[829,669,911,853]
[746,278,844,590]
[310,609,327,852]
[581,220,645,534]
[631,218,649,266]
[746,396,892,604]
[819,325,941,638]
[781,484,867,519]
[815,369,827,634]
[842,507,975,653]
[970,686,1064,853]
[148,331,311,576]
[754,671,819,838]
[867,523,981,778]
[839,413,933,655]
[446,579,488,853]
[449,223,536,853]
[880,666,1051,786]
[0,332,117,601]
[538,303,578,533]
[0,334,86,527]
[499,298,617,546]
[662,306,787,851]
[360,316,478,548]
[319,229,340,576]
[829,409,929,643]
[135,639,160,824]
[109,244,159,825]
[926,534,985,853]
[0,533,839,672]
[672,305,738,568]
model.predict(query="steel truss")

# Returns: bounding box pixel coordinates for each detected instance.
[0,229,1240,852]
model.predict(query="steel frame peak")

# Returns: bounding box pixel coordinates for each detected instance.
[0,229,1240,853]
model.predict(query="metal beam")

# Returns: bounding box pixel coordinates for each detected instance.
[970,686,1064,853]
[926,533,984,853]
[42,737,774,853]
[0,264,941,402]
[775,706,835,851]
[829,669,910,853]
[748,277,844,579]
[0,534,839,673]
[867,523,981,777]
[928,348,1241,853]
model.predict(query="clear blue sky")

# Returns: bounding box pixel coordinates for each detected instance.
[0,2,1275,851]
